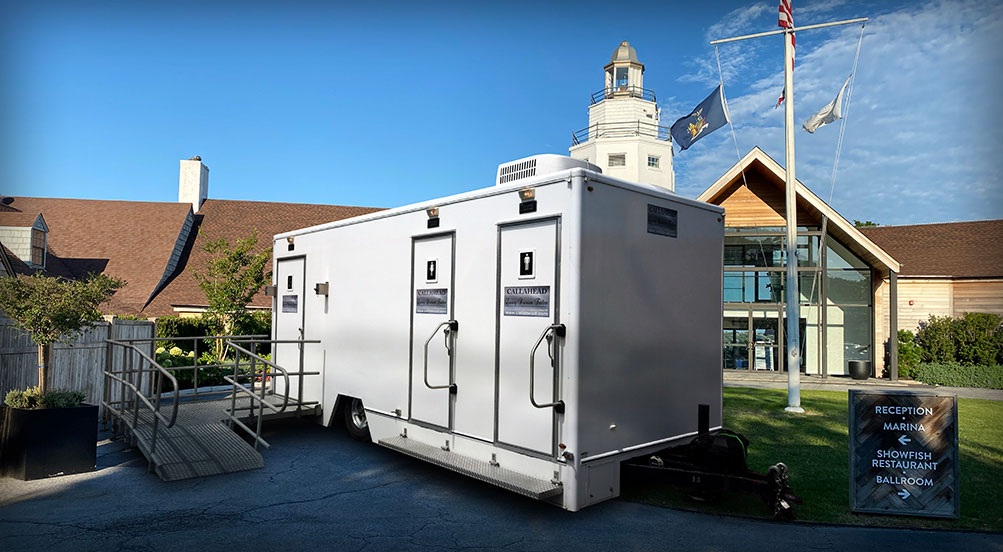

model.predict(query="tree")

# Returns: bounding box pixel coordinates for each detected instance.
[853,220,879,228]
[191,230,272,359]
[0,273,125,395]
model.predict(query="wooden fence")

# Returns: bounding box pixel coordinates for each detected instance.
[0,317,155,407]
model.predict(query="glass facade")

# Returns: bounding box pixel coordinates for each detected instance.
[723,227,872,376]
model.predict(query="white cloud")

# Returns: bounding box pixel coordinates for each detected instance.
[675,0,1003,225]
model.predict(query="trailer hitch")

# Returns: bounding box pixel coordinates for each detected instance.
[622,430,803,521]
[765,462,802,520]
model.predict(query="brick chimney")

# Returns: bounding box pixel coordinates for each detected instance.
[178,156,209,213]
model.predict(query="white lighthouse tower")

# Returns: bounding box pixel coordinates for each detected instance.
[569,41,674,191]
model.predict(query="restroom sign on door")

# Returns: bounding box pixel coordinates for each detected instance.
[519,250,535,278]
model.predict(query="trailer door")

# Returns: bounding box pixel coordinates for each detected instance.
[274,256,306,398]
[410,233,455,429]
[496,218,561,456]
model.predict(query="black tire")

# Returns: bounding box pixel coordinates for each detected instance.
[343,397,371,442]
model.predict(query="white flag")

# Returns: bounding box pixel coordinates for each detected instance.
[803,76,850,133]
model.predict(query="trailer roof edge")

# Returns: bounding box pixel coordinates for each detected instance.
[275,170,722,241]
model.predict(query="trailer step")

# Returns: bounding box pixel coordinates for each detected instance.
[379,436,563,501]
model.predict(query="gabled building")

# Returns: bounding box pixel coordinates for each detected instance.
[146,197,381,317]
[861,220,1003,339]
[0,157,380,317]
[698,147,902,378]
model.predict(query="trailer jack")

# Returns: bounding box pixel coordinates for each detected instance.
[622,430,803,520]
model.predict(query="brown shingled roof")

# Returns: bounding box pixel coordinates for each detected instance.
[1,197,193,314]
[0,212,45,227]
[144,199,382,316]
[860,219,1003,278]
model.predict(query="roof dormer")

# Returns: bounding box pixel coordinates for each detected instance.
[0,212,48,269]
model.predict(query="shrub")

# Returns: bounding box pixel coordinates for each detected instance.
[234,310,271,336]
[155,315,216,356]
[912,362,1003,390]
[154,348,233,391]
[4,387,85,409]
[915,315,956,363]
[896,330,922,379]
[5,387,41,409]
[156,313,271,358]
[953,312,1002,366]
[112,314,149,321]
[40,390,86,408]
[997,325,1003,365]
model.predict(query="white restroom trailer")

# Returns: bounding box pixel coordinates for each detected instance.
[270,155,725,511]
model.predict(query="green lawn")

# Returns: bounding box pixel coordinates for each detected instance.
[621,387,1003,531]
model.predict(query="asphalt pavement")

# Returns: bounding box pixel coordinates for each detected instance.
[1,420,1000,552]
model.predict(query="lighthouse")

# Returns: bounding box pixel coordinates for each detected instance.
[569,41,674,191]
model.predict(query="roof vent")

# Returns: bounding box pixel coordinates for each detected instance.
[496,154,600,186]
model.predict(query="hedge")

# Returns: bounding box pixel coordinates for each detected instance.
[155,316,216,355]
[155,311,272,357]
[912,362,1003,390]
[896,329,922,379]
[913,312,1003,367]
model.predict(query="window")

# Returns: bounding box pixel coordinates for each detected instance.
[615,67,629,89]
[30,228,45,267]
[723,271,784,303]
[827,239,868,269]
[647,155,660,168]
[608,153,626,167]
[724,235,783,267]
[826,269,871,305]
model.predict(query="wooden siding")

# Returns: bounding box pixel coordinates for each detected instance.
[874,278,1002,374]
[716,174,816,228]
[0,318,154,407]
[952,280,1003,315]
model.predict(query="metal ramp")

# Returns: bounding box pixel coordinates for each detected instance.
[379,436,563,501]
[103,338,321,481]
[133,408,263,481]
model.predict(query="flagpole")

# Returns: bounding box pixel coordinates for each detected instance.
[782,27,804,413]
[709,14,868,414]
[709,18,867,45]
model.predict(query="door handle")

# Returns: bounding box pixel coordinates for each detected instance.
[423,320,458,394]
[530,323,566,413]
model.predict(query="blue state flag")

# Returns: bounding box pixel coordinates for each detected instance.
[670,85,730,151]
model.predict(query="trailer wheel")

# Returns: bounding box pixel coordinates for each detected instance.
[344,397,371,441]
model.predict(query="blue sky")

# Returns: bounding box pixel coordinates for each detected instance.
[3,0,1001,225]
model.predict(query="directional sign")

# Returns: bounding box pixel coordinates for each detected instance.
[849,390,959,518]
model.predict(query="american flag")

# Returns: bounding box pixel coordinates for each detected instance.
[775,0,796,108]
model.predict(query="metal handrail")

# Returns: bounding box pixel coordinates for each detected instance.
[222,339,323,449]
[226,341,293,414]
[572,121,672,146]
[105,339,180,426]
[104,339,180,468]
[423,320,458,394]
[115,334,269,343]
[116,334,268,401]
[529,324,565,412]
[590,86,657,104]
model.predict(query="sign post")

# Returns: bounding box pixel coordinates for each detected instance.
[849,390,959,518]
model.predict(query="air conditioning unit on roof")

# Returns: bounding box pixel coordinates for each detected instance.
[496,154,601,186]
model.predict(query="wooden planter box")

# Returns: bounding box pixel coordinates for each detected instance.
[0,404,98,480]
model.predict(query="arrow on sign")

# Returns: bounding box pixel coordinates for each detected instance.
[898,435,911,446]
[898,489,911,500]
